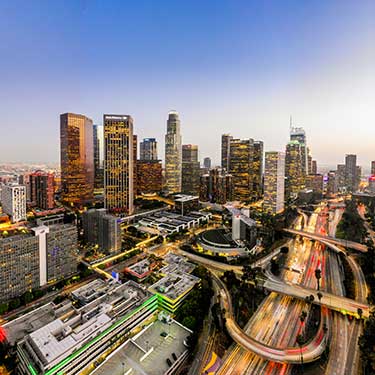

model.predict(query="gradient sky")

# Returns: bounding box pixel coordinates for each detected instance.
[0,0,374,169]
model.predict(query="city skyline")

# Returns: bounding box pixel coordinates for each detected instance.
[1,1,374,166]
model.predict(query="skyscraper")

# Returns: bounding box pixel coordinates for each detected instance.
[104,114,134,215]
[136,160,163,194]
[311,160,318,175]
[182,144,200,195]
[263,152,285,214]
[345,154,358,192]
[29,171,55,210]
[165,111,182,193]
[252,141,264,198]
[229,138,254,202]
[93,124,104,189]
[200,168,233,204]
[133,134,138,197]
[290,126,308,176]
[371,161,375,176]
[221,134,232,171]
[285,140,304,198]
[140,138,158,160]
[203,157,211,169]
[60,113,94,205]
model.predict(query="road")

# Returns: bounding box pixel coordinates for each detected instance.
[285,228,368,252]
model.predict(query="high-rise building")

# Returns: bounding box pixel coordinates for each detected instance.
[203,157,211,170]
[311,160,318,175]
[136,160,163,194]
[83,209,121,253]
[133,134,138,197]
[290,126,308,176]
[345,154,358,192]
[371,161,375,176]
[337,164,346,192]
[306,174,324,195]
[93,124,104,189]
[140,138,158,160]
[29,171,55,210]
[221,134,232,171]
[165,111,182,193]
[18,174,31,202]
[199,168,233,204]
[228,138,254,202]
[285,141,304,198]
[60,113,94,206]
[252,141,264,198]
[0,223,77,303]
[1,184,27,222]
[263,152,285,214]
[307,149,312,175]
[104,114,134,215]
[181,144,200,195]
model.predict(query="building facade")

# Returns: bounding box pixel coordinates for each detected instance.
[29,171,55,210]
[285,140,304,198]
[181,144,200,195]
[221,134,232,171]
[199,168,233,204]
[136,160,163,194]
[263,152,285,214]
[290,126,308,176]
[345,154,358,192]
[252,140,264,198]
[140,138,158,160]
[203,157,211,169]
[165,111,182,193]
[60,113,94,206]
[104,114,134,215]
[93,124,104,190]
[1,184,27,222]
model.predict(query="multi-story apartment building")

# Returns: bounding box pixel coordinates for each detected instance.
[1,184,27,222]
[60,113,94,206]
[29,171,55,210]
[104,114,134,215]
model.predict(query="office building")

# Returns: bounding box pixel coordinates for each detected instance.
[252,140,264,198]
[136,160,163,194]
[181,144,200,195]
[311,160,318,175]
[93,124,104,190]
[290,126,308,176]
[263,152,285,214]
[165,111,182,193]
[29,171,55,210]
[228,138,254,202]
[371,161,375,176]
[133,134,138,197]
[104,114,134,215]
[60,113,94,206]
[221,134,232,171]
[1,184,27,223]
[345,154,358,192]
[203,157,211,169]
[140,138,158,160]
[368,176,375,194]
[0,223,77,303]
[17,280,158,375]
[306,174,324,195]
[199,168,233,204]
[18,174,31,202]
[326,171,338,196]
[83,208,121,253]
[285,141,304,198]
[337,164,346,192]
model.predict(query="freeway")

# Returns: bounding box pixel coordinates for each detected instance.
[177,248,369,318]
[284,228,368,252]
[212,272,329,364]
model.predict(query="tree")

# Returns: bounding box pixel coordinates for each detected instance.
[357,308,363,320]
[315,268,322,291]
[317,292,323,303]
[0,303,8,315]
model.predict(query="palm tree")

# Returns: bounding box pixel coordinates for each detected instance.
[315,268,322,291]
[357,308,363,320]
[317,292,323,303]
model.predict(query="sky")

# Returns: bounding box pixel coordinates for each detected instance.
[0,0,374,169]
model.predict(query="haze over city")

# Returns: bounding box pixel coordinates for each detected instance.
[1,0,375,167]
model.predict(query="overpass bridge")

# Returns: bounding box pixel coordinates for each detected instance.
[284,228,367,253]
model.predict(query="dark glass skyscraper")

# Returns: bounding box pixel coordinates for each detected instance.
[221,134,232,171]
[182,144,200,195]
[140,138,158,160]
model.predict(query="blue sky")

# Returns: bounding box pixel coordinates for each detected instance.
[0,0,374,169]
